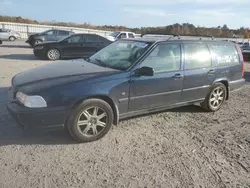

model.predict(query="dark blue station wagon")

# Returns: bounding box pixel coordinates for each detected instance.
[7,38,245,142]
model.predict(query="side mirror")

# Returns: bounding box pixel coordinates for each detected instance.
[137,66,154,76]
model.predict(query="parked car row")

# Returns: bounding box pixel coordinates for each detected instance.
[7,36,245,142]
[23,29,136,60]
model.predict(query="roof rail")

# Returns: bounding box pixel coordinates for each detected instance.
[141,34,215,40]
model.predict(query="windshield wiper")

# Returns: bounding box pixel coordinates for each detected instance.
[94,58,107,68]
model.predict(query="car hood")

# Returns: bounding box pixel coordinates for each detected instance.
[12,59,119,91]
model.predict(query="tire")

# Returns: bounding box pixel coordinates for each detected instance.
[9,36,16,41]
[67,99,114,143]
[46,49,61,60]
[201,83,227,112]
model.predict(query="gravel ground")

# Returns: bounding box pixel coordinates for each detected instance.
[0,41,250,188]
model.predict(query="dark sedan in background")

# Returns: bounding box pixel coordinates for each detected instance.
[33,33,113,60]
[26,29,74,47]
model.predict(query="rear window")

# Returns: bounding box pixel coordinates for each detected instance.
[211,45,240,66]
[184,43,212,70]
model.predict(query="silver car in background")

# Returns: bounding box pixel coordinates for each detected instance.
[0,28,21,41]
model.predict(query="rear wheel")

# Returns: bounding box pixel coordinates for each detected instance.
[67,99,114,143]
[46,49,61,60]
[201,83,227,112]
[9,36,16,41]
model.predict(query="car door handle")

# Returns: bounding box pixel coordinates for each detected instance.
[172,74,183,79]
[207,69,215,74]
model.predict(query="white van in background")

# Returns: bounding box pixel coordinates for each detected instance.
[105,31,136,41]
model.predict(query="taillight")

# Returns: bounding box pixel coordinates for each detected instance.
[236,44,244,77]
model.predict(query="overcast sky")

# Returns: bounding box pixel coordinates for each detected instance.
[0,0,249,29]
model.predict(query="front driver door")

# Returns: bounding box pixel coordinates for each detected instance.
[129,43,184,111]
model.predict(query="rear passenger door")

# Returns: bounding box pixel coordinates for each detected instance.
[83,34,101,57]
[182,43,215,102]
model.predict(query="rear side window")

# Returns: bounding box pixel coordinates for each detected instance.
[210,45,240,66]
[128,33,134,38]
[85,35,99,42]
[184,43,212,70]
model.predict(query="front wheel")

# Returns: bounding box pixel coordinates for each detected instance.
[201,83,227,112]
[46,49,61,60]
[67,99,114,143]
[9,36,16,41]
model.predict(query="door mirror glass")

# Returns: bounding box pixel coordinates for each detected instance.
[137,66,154,76]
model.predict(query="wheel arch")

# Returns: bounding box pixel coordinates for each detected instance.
[66,95,119,126]
[9,35,16,41]
[212,79,229,100]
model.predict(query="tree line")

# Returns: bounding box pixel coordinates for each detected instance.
[0,15,249,38]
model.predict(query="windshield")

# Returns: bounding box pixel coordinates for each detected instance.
[109,32,120,37]
[88,40,152,71]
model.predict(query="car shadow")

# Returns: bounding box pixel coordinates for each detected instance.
[120,105,206,122]
[0,54,40,61]
[244,71,250,83]
[0,44,31,49]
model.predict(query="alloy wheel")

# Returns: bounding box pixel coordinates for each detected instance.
[209,86,225,109]
[47,49,60,60]
[76,106,107,137]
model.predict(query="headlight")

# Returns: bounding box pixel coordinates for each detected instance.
[34,45,44,50]
[16,91,47,108]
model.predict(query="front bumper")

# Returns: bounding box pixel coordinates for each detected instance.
[7,101,67,132]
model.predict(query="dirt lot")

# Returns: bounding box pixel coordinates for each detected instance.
[0,41,250,188]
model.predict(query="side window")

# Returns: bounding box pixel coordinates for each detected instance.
[128,33,134,38]
[85,35,99,42]
[67,35,82,43]
[184,43,212,70]
[141,43,181,73]
[46,30,56,35]
[211,45,240,66]
[58,30,69,36]
[0,29,8,33]
[118,33,126,39]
